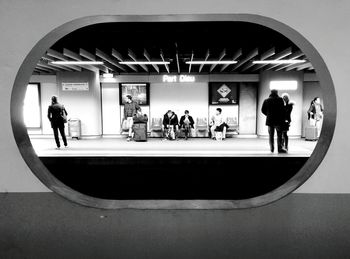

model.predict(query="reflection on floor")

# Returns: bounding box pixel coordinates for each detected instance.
[30,136,317,157]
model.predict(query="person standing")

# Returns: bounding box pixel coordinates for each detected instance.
[47,95,68,149]
[261,89,287,153]
[281,93,295,151]
[179,110,195,140]
[124,95,140,141]
[307,97,324,137]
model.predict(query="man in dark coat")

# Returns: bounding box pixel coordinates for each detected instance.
[179,110,195,140]
[261,89,287,153]
[47,95,68,149]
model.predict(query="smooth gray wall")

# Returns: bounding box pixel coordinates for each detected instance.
[0,0,349,193]
[56,71,102,136]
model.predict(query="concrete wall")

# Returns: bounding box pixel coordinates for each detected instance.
[101,83,121,135]
[56,71,102,136]
[239,82,258,134]
[150,82,208,123]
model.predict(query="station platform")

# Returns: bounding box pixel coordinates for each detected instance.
[30,136,316,157]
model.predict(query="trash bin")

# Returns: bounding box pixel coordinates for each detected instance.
[68,118,81,139]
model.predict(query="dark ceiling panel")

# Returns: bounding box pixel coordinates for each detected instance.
[34,21,313,75]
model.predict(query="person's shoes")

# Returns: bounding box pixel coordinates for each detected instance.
[270,149,274,153]
[64,145,68,148]
[278,148,288,154]
[127,137,132,142]
[56,147,61,150]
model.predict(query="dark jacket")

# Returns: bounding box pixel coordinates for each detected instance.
[261,93,285,127]
[282,102,294,131]
[163,113,179,128]
[179,115,195,128]
[307,102,323,120]
[124,101,140,119]
[48,103,67,128]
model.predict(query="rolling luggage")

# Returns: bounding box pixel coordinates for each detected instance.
[305,126,318,141]
[68,118,81,139]
[133,123,147,142]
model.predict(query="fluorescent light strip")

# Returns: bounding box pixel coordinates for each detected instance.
[270,80,298,91]
[102,73,114,78]
[252,59,306,64]
[186,61,238,65]
[119,61,170,65]
[50,61,104,65]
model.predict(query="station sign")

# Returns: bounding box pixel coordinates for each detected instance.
[62,82,89,91]
[162,74,195,83]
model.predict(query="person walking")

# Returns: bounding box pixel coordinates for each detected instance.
[123,95,140,141]
[179,110,195,140]
[261,89,287,153]
[281,93,295,151]
[47,95,68,149]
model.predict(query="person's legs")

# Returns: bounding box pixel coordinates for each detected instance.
[282,131,289,150]
[58,124,68,147]
[268,126,275,153]
[222,125,227,139]
[184,125,190,139]
[276,127,285,153]
[316,119,322,138]
[52,126,60,148]
[127,117,133,139]
[210,125,216,139]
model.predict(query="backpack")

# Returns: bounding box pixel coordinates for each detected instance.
[61,106,67,123]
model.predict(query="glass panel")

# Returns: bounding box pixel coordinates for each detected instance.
[23,83,41,128]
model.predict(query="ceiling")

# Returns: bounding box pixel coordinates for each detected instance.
[34,22,314,75]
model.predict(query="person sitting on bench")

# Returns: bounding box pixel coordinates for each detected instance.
[210,108,228,140]
[162,110,179,140]
[179,110,195,140]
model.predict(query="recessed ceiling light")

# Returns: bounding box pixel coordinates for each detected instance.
[252,59,306,64]
[186,61,238,65]
[50,61,104,65]
[119,61,170,65]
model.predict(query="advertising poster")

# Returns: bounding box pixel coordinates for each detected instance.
[209,82,239,105]
[119,83,150,105]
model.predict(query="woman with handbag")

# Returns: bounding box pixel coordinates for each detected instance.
[307,97,324,138]
[47,95,68,149]
[281,93,295,151]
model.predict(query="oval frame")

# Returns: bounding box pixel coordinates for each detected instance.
[11,14,337,209]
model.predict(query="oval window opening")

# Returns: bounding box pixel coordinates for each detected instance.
[11,15,336,209]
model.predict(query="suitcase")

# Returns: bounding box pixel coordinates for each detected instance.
[305,126,318,141]
[133,123,147,142]
[68,118,81,139]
